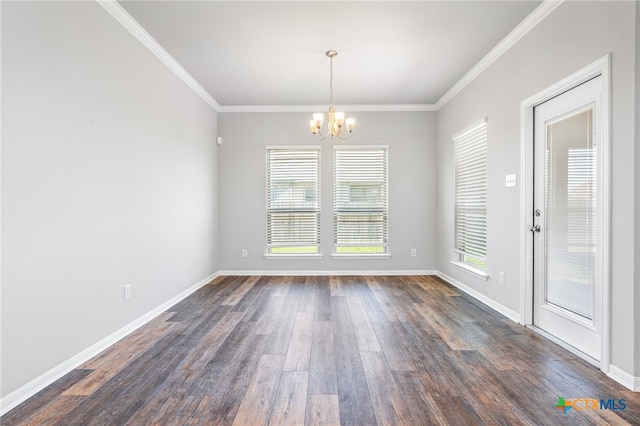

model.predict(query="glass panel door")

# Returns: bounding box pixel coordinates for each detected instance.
[544,108,596,319]
[532,75,602,362]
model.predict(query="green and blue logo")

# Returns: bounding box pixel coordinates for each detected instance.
[555,397,626,413]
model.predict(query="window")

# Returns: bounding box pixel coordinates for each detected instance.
[266,147,321,255]
[334,146,388,255]
[454,120,487,270]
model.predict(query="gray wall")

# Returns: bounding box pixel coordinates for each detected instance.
[1,2,219,398]
[436,1,638,376]
[218,111,437,272]
[635,2,640,378]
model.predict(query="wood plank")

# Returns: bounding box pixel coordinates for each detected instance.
[231,276,270,314]
[232,354,285,426]
[221,276,260,306]
[298,276,317,314]
[347,298,381,352]
[308,321,338,394]
[344,276,382,313]
[314,277,332,321]
[193,322,267,425]
[305,394,340,426]
[391,370,448,425]
[333,332,377,425]
[330,295,354,336]
[181,311,245,370]
[364,276,406,321]
[254,294,287,335]
[80,311,177,370]
[328,275,344,296]
[282,312,313,372]
[359,351,411,425]
[367,310,415,371]
[0,369,91,425]
[123,369,198,425]
[412,302,473,351]
[267,275,293,297]
[269,371,308,426]
[263,298,300,355]
[57,331,187,425]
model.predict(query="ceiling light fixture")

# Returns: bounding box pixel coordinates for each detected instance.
[309,50,355,140]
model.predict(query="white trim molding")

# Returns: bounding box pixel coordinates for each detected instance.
[217,270,437,277]
[219,104,437,113]
[264,253,324,260]
[435,0,564,109]
[436,271,521,323]
[98,0,563,113]
[449,261,489,281]
[607,365,640,392]
[0,272,219,416]
[331,254,392,260]
[96,0,221,112]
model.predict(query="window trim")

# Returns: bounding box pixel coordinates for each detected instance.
[450,260,489,280]
[265,145,323,258]
[333,145,389,257]
[453,118,488,271]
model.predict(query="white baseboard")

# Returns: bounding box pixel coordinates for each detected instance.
[217,270,438,276]
[607,365,640,392]
[0,271,219,416]
[436,271,521,323]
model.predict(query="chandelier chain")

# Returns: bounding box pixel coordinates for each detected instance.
[329,55,334,106]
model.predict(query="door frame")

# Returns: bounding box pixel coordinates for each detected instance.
[519,54,611,372]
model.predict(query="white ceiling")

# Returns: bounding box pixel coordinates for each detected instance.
[118,1,542,107]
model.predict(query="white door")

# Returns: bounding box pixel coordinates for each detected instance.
[532,76,603,361]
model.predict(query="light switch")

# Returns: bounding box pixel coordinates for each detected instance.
[505,174,517,187]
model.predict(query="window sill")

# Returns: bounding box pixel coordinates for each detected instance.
[450,261,489,281]
[331,253,391,260]
[264,253,324,260]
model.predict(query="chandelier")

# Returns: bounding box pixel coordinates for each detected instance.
[309,50,355,140]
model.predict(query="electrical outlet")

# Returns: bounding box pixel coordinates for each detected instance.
[242,249,248,258]
[498,272,505,285]
[124,284,132,300]
[411,248,417,257]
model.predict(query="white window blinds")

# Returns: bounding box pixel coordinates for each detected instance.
[334,146,388,254]
[454,121,487,266]
[266,147,321,254]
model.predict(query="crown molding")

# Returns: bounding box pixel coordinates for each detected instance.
[435,0,564,110]
[99,0,562,114]
[97,0,221,112]
[219,104,437,113]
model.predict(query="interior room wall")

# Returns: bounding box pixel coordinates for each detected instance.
[217,111,437,273]
[436,1,637,377]
[1,2,219,398]
[635,0,640,379]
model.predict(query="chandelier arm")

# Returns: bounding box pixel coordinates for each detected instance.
[313,130,329,140]
[335,131,352,141]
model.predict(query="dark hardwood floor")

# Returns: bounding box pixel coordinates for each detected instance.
[3,275,639,425]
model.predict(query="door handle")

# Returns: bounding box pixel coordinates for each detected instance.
[530,225,541,233]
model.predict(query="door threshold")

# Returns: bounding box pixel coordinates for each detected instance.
[526,325,600,368]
